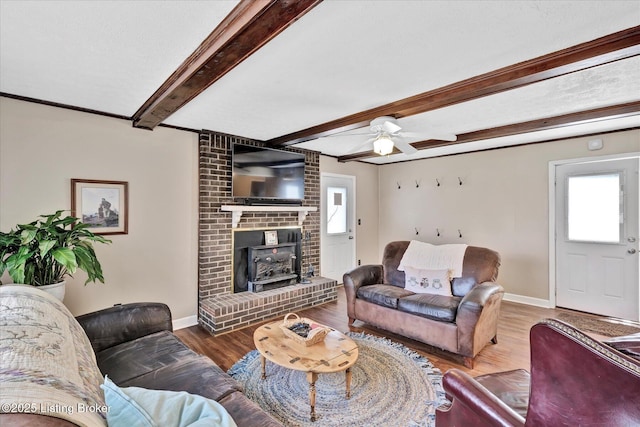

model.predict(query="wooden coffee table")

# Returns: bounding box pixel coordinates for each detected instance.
[253,320,359,422]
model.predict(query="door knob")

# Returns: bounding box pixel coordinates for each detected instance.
[628,249,637,254]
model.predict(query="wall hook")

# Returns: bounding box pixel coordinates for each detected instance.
[415,227,420,235]
[458,177,463,186]
[397,182,401,189]
[436,178,441,187]
[458,229,463,238]
[415,180,420,188]
[436,228,440,237]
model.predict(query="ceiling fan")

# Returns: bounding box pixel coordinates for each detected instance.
[342,116,457,156]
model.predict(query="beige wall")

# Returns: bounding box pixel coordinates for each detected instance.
[2,95,637,314]
[378,130,639,302]
[320,155,379,267]
[0,97,199,319]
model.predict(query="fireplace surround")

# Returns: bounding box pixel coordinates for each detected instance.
[232,227,302,293]
[198,131,337,335]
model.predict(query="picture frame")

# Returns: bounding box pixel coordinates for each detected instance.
[264,230,278,246]
[71,179,129,235]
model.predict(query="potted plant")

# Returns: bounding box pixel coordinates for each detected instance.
[0,210,111,300]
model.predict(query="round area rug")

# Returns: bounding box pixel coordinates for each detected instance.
[228,332,446,427]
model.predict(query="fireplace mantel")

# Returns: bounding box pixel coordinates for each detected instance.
[221,205,318,228]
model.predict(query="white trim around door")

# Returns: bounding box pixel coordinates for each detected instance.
[548,151,640,318]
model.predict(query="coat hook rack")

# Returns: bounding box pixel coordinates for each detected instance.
[436,228,440,237]
[436,178,441,187]
[458,229,463,238]
[415,180,420,188]
[458,177,463,186]
[397,182,401,189]
[415,227,420,235]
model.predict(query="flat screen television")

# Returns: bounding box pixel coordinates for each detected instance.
[232,143,305,203]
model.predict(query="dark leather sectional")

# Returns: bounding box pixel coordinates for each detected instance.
[76,303,281,427]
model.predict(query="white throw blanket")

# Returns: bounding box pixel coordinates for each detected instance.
[398,240,468,278]
[0,285,107,426]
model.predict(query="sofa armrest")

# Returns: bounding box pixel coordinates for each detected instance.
[436,369,525,427]
[343,265,383,320]
[456,282,504,357]
[76,302,173,353]
[459,281,503,308]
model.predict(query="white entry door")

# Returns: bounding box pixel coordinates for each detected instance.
[320,173,356,283]
[555,156,639,320]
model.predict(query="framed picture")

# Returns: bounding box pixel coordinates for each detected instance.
[264,230,278,246]
[71,179,128,235]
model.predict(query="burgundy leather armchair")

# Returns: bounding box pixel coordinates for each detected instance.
[435,318,640,426]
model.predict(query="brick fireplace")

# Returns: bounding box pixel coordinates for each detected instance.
[198,131,337,335]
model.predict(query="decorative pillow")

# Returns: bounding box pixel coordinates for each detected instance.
[101,377,237,427]
[404,267,453,296]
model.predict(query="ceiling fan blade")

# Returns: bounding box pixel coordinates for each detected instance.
[393,139,418,155]
[345,137,376,154]
[382,120,402,134]
[400,131,457,142]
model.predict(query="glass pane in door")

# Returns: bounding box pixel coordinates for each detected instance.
[327,186,347,234]
[567,172,622,243]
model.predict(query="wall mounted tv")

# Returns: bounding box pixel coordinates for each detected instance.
[232,143,305,204]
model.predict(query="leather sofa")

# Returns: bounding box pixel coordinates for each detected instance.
[343,240,504,367]
[0,296,281,427]
[435,318,640,426]
[76,303,281,427]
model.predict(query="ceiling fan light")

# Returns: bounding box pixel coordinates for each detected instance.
[373,135,394,155]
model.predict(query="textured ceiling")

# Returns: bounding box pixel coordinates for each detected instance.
[1,0,639,164]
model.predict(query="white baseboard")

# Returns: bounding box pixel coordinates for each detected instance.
[503,293,554,308]
[173,315,198,330]
[171,295,551,330]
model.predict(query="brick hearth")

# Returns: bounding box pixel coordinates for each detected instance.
[200,277,337,335]
[198,131,333,335]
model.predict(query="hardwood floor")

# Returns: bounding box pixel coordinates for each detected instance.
[176,286,590,377]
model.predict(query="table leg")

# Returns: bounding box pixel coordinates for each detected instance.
[345,367,352,399]
[307,371,318,422]
[260,355,266,380]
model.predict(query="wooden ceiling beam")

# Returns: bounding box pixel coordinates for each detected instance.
[337,101,640,162]
[132,0,323,130]
[268,25,640,147]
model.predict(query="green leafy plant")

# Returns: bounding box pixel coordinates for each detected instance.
[0,210,111,286]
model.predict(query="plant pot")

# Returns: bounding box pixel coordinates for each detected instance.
[38,281,66,301]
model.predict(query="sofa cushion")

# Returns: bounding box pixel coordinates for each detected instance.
[102,376,237,427]
[397,293,462,322]
[119,355,242,403]
[474,368,531,419]
[382,241,410,287]
[404,267,452,296]
[96,330,198,384]
[357,284,415,309]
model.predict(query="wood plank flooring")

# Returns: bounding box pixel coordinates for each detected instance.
[175,286,598,377]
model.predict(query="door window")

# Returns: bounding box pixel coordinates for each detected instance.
[327,186,347,234]
[566,172,622,243]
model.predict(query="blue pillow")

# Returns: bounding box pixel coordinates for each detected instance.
[101,376,237,427]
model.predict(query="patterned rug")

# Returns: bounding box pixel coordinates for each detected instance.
[228,332,446,427]
[556,311,640,337]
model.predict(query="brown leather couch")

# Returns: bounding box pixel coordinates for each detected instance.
[1,303,281,427]
[77,303,281,427]
[343,241,504,367]
[436,319,640,426]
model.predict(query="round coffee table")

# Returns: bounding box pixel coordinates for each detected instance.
[253,319,359,422]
